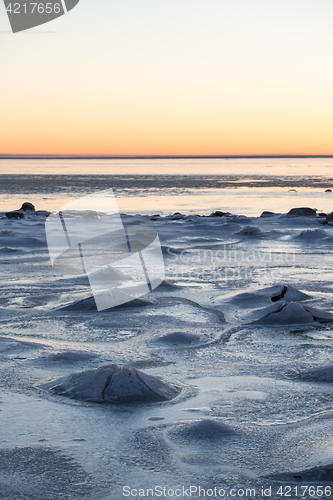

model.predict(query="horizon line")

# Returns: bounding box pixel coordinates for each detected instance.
[1,154,333,160]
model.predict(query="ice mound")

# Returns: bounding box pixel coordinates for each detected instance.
[88,265,131,283]
[168,419,235,440]
[40,351,99,363]
[226,215,252,223]
[154,331,201,345]
[293,229,330,241]
[297,365,333,382]
[0,247,24,254]
[229,284,310,308]
[154,280,182,292]
[253,302,315,324]
[59,294,152,312]
[249,302,333,325]
[161,246,184,257]
[39,364,181,403]
[271,464,333,482]
[0,336,40,353]
[236,226,262,235]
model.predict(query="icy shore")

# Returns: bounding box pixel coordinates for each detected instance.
[2,206,333,499]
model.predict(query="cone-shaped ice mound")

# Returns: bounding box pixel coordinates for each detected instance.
[229,284,310,309]
[236,225,262,235]
[270,464,333,482]
[254,302,315,324]
[293,229,331,241]
[59,295,152,312]
[155,332,201,345]
[297,365,333,382]
[246,301,333,325]
[39,364,182,403]
[169,419,235,440]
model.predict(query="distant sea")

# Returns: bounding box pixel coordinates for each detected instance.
[1,157,333,216]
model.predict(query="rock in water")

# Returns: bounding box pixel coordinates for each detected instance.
[5,211,24,219]
[260,211,275,217]
[210,211,226,217]
[287,207,316,216]
[39,364,181,403]
[20,202,35,211]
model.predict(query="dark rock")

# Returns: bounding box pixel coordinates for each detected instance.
[170,213,185,220]
[20,202,35,211]
[210,211,226,217]
[326,212,333,222]
[317,213,327,217]
[325,189,332,192]
[287,207,317,216]
[6,211,24,219]
[260,211,275,217]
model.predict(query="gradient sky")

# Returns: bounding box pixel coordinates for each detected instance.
[1,0,333,155]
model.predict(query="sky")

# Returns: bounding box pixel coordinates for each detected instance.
[1,0,333,156]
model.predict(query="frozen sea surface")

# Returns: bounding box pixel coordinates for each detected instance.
[2,207,333,498]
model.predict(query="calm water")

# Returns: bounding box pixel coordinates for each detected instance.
[1,157,333,176]
[1,158,333,216]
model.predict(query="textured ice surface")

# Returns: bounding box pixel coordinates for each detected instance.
[3,209,333,498]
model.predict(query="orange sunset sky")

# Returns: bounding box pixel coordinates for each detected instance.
[1,0,333,156]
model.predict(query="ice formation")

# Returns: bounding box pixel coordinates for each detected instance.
[40,364,182,403]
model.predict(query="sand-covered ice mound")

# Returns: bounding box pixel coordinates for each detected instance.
[270,464,333,482]
[296,365,333,382]
[228,285,310,309]
[38,351,100,363]
[39,364,182,403]
[59,295,153,312]
[293,229,331,241]
[154,331,202,345]
[236,225,262,236]
[168,419,235,441]
[246,301,333,325]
